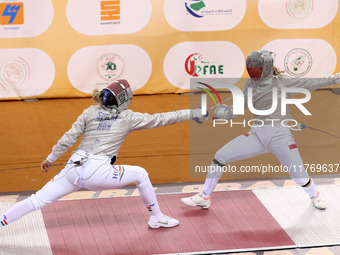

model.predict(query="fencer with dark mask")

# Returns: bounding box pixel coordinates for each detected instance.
[182,50,340,210]
[0,79,203,229]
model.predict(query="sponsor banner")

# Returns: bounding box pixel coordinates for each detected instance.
[0,0,53,38]
[164,0,246,31]
[163,41,245,90]
[0,48,55,98]
[263,39,337,77]
[67,0,152,35]
[259,0,338,29]
[0,0,339,100]
[68,44,152,94]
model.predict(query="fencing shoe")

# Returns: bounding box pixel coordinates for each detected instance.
[148,214,179,229]
[181,193,210,209]
[311,192,327,210]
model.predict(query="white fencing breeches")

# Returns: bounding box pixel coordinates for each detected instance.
[202,126,311,198]
[29,150,152,209]
[1,150,162,226]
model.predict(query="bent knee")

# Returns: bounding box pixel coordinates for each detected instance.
[137,166,149,182]
[214,150,227,166]
[130,166,149,185]
[29,193,51,210]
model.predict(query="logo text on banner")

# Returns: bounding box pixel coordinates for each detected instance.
[185,53,224,77]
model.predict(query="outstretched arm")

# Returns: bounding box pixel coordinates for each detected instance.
[281,73,340,91]
[129,109,197,131]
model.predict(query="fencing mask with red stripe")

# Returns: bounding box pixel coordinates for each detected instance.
[246,50,274,80]
[99,79,133,113]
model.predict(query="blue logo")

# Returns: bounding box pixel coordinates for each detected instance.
[0,3,24,25]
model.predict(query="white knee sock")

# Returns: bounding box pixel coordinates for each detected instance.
[302,179,317,198]
[0,198,35,226]
[202,162,223,199]
[137,177,162,220]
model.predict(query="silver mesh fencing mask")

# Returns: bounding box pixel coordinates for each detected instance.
[246,50,274,80]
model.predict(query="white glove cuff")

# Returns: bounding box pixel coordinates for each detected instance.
[46,152,58,163]
[190,109,204,119]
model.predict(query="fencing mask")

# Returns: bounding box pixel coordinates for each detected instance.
[99,79,133,112]
[246,50,274,80]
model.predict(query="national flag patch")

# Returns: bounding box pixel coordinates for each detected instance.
[1,215,8,226]
[118,166,125,181]
[112,165,125,181]
[289,144,297,150]
[147,203,155,211]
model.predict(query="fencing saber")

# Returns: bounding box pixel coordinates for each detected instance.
[297,124,340,139]
[0,160,85,172]
[0,155,117,172]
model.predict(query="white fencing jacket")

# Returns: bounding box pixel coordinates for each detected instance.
[47,106,190,162]
[242,73,340,125]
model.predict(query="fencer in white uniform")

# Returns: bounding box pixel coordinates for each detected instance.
[182,50,340,210]
[0,79,202,229]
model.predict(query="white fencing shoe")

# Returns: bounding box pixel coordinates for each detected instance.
[311,192,327,210]
[181,193,210,209]
[148,214,179,229]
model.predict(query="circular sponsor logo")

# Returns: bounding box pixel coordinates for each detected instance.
[0,58,29,87]
[284,48,312,77]
[97,53,124,81]
[287,0,313,19]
